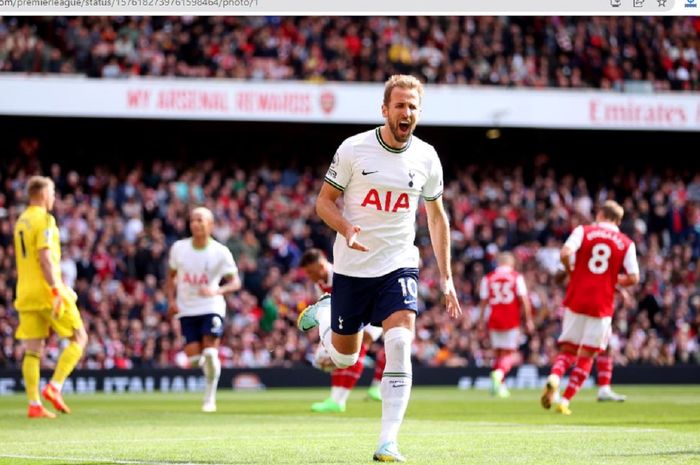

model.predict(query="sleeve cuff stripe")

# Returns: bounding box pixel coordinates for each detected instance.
[423,191,443,201]
[324,178,345,191]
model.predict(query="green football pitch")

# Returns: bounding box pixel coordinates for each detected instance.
[1,386,699,465]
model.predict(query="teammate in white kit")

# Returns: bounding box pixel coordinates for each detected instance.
[298,75,462,462]
[167,207,241,412]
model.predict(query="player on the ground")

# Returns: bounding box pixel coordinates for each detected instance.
[541,200,639,415]
[299,248,384,413]
[14,175,88,418]
[167,207,241,413]
[477,252,534,398]
[297,74,461,462]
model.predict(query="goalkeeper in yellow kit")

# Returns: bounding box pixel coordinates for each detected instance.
[14,175,88,418]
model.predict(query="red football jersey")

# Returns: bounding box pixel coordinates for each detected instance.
[480,266,528,330]
[563,224,637,318]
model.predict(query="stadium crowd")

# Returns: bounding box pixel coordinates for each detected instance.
[0,141,698,371]
[0,16,698,90]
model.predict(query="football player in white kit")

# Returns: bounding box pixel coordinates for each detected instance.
[298,75,462,462]
[167,207,241,412]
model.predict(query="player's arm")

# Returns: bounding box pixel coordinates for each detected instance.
[615,284,634,307]
[476,277,489,330]
[166,243,180,318]
[560,225,584,275]
[35,217,66,316]
[477,299,488,331]
[424,197,461,318]
[219,273,242,294]
[38,248,59,288]
[617,274,639,287]
[516,275,535,333]
[165,268,178,318]
[316,182,368,252]
[38,247,64,316]
[199,249,242,297]
[553,268,568,286]
[617,243,640,287]
[199,273,241,297]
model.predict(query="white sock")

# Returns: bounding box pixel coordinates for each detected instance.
[30,400,42,407]
[201,348,221,405]
[599,385,611,395]
[50,380,63,391]
[370,379,381,388]
[560,398,570,407]
[330,386,350,405]
[378,327,414,447]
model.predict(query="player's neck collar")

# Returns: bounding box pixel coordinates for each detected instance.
[596,222,619,232]
[191,237,211,250]
[375,127,411,154]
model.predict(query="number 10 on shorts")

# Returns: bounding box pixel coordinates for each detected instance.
[398,277,417,305]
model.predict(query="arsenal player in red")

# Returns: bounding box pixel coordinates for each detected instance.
[299,248,385,412]
[477,252,534,398]
[541,201,639,415]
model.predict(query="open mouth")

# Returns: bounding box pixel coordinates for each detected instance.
[398,121,411,132]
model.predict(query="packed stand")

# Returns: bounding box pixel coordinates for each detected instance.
[0,140,697,371]
[0,16,698,90]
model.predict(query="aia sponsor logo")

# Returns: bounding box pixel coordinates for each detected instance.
[183,272,209,285]
[361,189,410,212]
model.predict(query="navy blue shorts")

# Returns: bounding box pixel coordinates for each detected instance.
[179,314,224,345]
[330,268,419,335]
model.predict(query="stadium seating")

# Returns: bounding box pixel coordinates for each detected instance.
[0,16,698,90]
[0,148,697,369]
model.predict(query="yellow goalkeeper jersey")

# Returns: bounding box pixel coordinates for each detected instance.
[14,205,62,311]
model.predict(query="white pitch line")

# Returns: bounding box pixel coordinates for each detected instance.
[0,427,666,448]
[0,454,221,465]
[0,436,231,446]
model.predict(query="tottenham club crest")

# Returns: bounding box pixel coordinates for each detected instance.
[408,170,415,187]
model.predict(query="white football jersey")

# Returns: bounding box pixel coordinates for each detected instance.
[168,238,238,317]
[324,127,443,277]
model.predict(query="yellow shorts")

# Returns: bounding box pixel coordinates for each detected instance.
[15,299,84,340]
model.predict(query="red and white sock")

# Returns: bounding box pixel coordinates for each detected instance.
[563,356,594,402]
[551,352,577,379]
[493,352,514,379]
[596,355,613,389]
[373,348,386,384]
[331,344,367,390]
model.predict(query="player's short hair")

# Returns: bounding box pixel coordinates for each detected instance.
[497,252,515,267]
[26,176,53,199]
[383,74,424,106]
[300,248,325,267]
[190,206,214,223]
[599,200,624,224]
